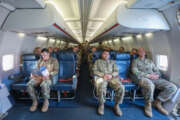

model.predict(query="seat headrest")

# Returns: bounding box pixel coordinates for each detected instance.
[132,54,138,59]
[93,51,103,58]
[22,54,38,61]
[58,51,75,61]
[116,53,130,60]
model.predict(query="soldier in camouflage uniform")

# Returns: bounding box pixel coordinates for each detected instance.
[88,47,97,72]
[27,48,59,112]
[132,48,177,118]
[73,46,81,69]
[93,50,125,116]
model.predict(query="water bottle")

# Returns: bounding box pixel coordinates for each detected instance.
[40,66,49,77]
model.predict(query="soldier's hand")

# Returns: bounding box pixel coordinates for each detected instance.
[42,75,49,80]
[152,74,159,80]
[147,74,155,80]
[103,75,109,81]
[139,80,144,86]
[107,74,112,80]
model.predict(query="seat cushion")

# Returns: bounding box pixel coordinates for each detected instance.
[11,81,28,90]
[122,79,137,90]
[52,81,74,91]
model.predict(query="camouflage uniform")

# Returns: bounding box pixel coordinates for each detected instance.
[76,51,82,68]
[27,57,59,99]
[132,58,177,102]
[93,59,125,104]
[88,52,94,70]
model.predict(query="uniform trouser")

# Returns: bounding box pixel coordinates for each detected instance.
[27,79,52,100]
[139,78,177,102]
[94,77,125,104]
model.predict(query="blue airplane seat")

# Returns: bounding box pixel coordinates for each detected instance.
[115,53,138,101]
[115,53,131,79]
[110,51,117,60]
[52,51,78,101]
[92,51,103,63]
[51,52,58,59]
[10,54,38,90]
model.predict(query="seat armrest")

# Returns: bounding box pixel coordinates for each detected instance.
[8,73,25,83]
[72,75,78,89]
[51,74,58,85]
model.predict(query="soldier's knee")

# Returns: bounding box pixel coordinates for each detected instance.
[116,84,125,93]
[141,79,155,90]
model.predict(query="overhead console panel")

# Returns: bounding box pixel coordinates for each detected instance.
[3,4,77,42]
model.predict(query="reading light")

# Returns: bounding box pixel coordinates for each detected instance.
[18,33,25,37]
[37,36,47,41]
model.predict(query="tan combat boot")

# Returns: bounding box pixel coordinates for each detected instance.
[113,104,122,116]
[97,104,104,115]
[153,99,169,115]
[29,99,38,112]
[41,99,49,112]
[144,101,153,118]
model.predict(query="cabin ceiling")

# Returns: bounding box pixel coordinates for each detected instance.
[0,0,179,43]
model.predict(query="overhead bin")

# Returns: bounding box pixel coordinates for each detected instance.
[92,5,170,42]
[117,5,170,30]
[126,0,173,9]
[3,4,77,42]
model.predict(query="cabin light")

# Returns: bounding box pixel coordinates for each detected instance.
[145,32,153,37]
[56,40,60,44]
[114,39,119,42]
[18,33,25,37]
[49,38,55,43]
[136,34,142,39]
[45,0,64,18]
[119,0,128,4]
[37,36,47,41]
[122,36,132,41]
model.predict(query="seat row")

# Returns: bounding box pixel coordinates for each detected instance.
[9,51,79,102]
[91,50,139,101]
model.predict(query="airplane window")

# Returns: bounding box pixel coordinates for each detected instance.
[157,55,168,71]
[176,7,180,25]
[2,54,14,71]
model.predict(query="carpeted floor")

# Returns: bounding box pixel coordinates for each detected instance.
[4,61,172,120]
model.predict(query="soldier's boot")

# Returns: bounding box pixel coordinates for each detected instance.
[41,99,49,112]
[113,104,122,116]
[97,104,104,115]
[29,99,38,112]
[153,99,169,115]
[144,101,153,118]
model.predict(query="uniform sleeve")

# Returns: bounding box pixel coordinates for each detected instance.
[37,59,41,69]
[93,60,104,77]
[112,61,119,77]
[50,59,59,76]
[88,54,93,64]
[132,59,149,79]
[152,61,161,76]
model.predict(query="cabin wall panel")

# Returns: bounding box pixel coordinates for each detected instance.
[162,6,180,85]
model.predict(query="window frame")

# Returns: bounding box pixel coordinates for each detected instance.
[2,54,15,71]
[156,54,168,72]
